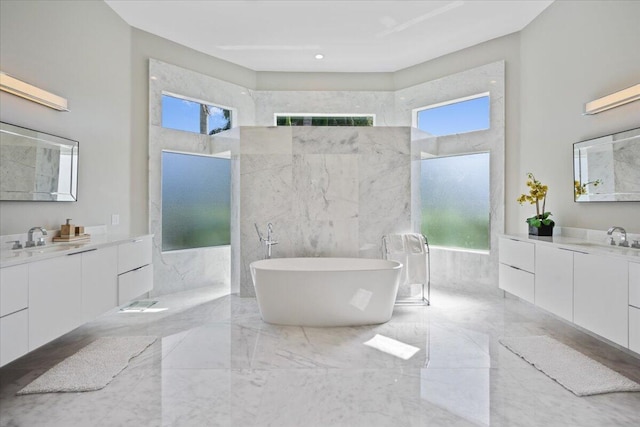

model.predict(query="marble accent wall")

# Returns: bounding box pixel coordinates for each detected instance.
[147,58,504,296]
[399,61,505,288]
[147,59,253,295]
[229,126,412,297]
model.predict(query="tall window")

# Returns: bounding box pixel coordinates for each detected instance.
[161,151,230,251]
[162,93,232,135]
[421,152,490,250]
[275,114,374,126]
[415,93,490,136]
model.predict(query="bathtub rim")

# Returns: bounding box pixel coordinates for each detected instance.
[250,257,402,273]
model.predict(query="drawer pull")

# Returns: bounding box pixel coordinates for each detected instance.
[131,239,144,243]
[558,247,588,254]
[67,248,97,256]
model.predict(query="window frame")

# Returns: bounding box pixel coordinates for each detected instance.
[412,92,490,136]
[160,149,231,253]
[420,150,491,253]
[274,113,376,126]
[161,91,236,135]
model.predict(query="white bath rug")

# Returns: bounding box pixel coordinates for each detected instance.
[499,335,640,396]
[17,336,157,395]
[364,334,420,360]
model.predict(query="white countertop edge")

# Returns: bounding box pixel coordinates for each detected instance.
[0,234,154,269]
[500,233,640,262]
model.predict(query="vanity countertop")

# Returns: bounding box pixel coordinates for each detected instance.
[0,233,153,269]
[502,233,640,262]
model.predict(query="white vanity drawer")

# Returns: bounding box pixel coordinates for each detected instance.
[0,309,28,367]
[118,264,153,305]
[118,236,152,274]
[630,306,640,354]
[499,238,534,273]
[0,264,28,317]
[499,263,534,303]
[630,262,640,308]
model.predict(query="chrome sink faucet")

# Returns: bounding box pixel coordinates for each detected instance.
[607,226,629,247]
[26,227,48,247]
[255,222,278,259]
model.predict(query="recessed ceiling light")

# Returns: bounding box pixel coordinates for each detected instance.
[315,54,324,60]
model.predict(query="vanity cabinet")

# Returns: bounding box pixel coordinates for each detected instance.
[117,236,153,305]
[28,255,83,351]
[498,238,534,302]
[0,234,153,367]
[81,246,118,323]
[500,234,639,355]
[535,245,574,322]
[0,264,29,366]
[629,262,640,353]
[573,253,628,347]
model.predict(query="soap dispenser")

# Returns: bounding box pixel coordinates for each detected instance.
[61,218,75,237]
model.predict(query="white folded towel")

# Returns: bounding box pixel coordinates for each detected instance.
[385,234,406,254]
[383,233,427,287]
[405,234,425,254]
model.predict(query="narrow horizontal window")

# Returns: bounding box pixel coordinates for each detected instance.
[275,114,374,126]
[415,93,490,137]
[162,93,232,135]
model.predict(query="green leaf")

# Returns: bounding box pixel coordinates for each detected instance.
[527,217,542,227]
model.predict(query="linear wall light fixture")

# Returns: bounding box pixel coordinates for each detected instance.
[0,71,69,111]
[584,83,640,115]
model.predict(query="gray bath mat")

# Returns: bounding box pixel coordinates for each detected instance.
[17,336,157,395]
[499,335,640,396]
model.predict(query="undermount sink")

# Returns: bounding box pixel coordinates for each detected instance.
[23,243,80,254]
[572,241,639,253]
[573,242,610,247]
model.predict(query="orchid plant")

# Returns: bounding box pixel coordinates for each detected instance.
[517,172,553,228]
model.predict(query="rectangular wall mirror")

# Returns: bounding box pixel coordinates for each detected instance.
[0,122,78,201]
[573,127,640,202]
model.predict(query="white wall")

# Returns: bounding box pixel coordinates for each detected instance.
[0,0,132,236]
[519,0,640,234]
[232,126,412,297]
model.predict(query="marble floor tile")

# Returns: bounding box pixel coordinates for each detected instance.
[1,284,639,427]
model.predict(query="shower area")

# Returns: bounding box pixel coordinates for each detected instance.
[147,59,504,298]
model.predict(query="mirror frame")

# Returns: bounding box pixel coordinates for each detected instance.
[0,121,78,202]
[573,127,640,202]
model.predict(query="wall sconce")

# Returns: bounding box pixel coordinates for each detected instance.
[584,83,640,115]
[0,71,69,111]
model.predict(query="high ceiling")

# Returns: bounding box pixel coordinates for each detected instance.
[105,0,553,73]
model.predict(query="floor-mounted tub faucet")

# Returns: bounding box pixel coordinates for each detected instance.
[255,222,278,259]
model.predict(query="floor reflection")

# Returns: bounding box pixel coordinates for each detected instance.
[0,285,639,427]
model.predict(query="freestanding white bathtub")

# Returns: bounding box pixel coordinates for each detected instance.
[250,257,402,327]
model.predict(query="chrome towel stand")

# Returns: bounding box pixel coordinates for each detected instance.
[381,234,430,306]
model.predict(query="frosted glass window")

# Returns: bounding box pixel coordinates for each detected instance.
[421,152,490,250]
[162,151,230,251]
[162,94,231,135]
[276,115,374,126]
[416,94,489,136]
